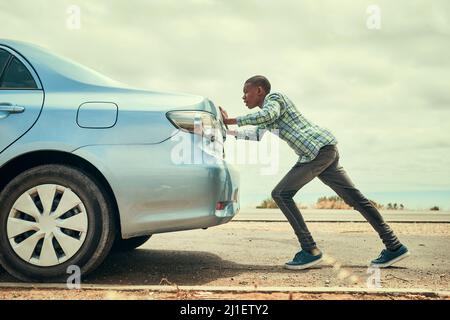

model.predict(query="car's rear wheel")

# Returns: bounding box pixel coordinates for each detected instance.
[0,164,116,282]
[112,235,151,252]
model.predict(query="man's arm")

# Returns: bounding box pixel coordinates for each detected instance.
[236,100,281,127]
[227,126,266,141]
[219,99,281,127]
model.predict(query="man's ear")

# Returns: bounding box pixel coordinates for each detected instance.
[257,86,265,95]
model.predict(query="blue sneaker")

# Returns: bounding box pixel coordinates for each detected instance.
[285,250,323,270]
[370,245,410,268]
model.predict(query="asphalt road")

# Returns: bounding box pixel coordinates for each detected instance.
[235,208,450,222]
[1,220,448,291]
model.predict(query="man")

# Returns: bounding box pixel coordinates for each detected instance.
[220,75,410,270]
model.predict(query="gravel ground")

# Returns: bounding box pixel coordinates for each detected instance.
[0,221,449,299]
[0,288,448,300]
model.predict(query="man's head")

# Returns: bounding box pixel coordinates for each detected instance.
[242,75,271,109]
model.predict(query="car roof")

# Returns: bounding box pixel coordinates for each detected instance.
[0,39,124,91]
[0,39,211,111]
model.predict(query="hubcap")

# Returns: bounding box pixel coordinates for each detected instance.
[7,184,88,267]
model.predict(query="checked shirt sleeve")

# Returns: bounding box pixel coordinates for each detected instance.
[235,125,267,141]
[236,99,281,127]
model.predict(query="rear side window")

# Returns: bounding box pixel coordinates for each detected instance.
[0,49,10,76]
[0,57,37,89]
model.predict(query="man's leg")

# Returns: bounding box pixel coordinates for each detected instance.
[272,145,338,252]
[318,149,402,251]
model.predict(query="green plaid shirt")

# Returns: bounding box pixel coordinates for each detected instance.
[236,92,337,163]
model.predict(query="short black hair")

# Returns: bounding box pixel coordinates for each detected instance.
[245,75,271,94]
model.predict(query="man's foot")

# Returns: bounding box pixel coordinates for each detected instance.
[370,245,410,268]
[284,250,323,270]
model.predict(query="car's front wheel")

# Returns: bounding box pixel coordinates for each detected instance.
[0,164,116,282]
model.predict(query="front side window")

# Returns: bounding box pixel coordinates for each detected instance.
[0,57,37,89]
[0,49,10,76]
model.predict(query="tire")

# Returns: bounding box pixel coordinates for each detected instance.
[0,164,116,282]
[112,235,151,252]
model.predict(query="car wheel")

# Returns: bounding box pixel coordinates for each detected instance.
[0,164,116,282]
[112,235,151,252]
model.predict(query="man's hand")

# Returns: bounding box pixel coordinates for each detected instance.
[219,106,237,125]
[219,106,228,121]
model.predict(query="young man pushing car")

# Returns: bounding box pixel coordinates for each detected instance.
[219,75,410,270]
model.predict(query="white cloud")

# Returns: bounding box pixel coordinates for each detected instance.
[1,0,449,208]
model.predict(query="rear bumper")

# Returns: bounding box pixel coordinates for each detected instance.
[132,161,240,237]
[73,134,240,239]
[122,159,240,238]
[214,162,240,219]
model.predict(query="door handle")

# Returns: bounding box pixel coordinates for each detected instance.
[0,103,25,119]
[0,103,25,114]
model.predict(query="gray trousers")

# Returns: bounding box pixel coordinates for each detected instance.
[271,144,402,252]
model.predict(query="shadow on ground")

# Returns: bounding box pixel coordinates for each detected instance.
[0,248,406,285]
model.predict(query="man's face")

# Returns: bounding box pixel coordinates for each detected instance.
[242,83,265,109]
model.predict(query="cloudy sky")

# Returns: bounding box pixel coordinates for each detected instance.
[1,0,449,209]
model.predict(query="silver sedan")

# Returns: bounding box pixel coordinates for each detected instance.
[0,39,239,282]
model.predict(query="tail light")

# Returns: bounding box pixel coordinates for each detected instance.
[216,200,235,211]
[166,111,219,139]
[167,110,225,158]
[216,202,226,210]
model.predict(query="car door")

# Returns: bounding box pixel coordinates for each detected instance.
[0,46,44,154]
